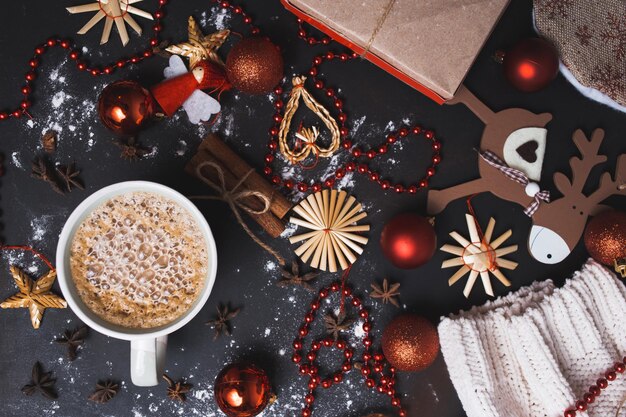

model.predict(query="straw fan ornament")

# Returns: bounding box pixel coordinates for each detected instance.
[440,214,518,297]
[288,190,369,272]
[67,0,154,46]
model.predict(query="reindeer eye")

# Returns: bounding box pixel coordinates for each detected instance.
[547,254,552,259]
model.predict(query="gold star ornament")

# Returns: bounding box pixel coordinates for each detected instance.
[1,266,67,329]
[165,16,230,68]
[67,0,154,46]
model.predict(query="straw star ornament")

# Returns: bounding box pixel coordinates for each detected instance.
[440,214,518,298]
[165,16,230,68]
[1,266,67,329]
[289,190,369,272]
[67,0,154,46]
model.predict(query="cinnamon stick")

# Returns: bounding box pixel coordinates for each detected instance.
[186,151,287,238]
[199,134,293,219]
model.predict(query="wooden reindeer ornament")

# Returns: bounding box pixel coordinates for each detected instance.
[428,86,626,264]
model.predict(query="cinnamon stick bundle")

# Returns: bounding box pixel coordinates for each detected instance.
[186,134,293,238]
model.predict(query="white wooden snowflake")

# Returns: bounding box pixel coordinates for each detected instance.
[440,214,518,297]
[67,0,153,46]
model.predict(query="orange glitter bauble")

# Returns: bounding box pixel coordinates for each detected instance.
[382,314,439,372]
[584,210,626,266]
[214,362,272,417]
[225,37,284,94]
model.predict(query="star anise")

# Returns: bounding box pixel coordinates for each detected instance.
[370,278,401,308]
[277,260,318,291]
[21,362,57,400]
[206,304,240,340]
[56,326,88,361]
[114,138,150,161]
[41,130,57,153]
[56,163,84,192]
[324,310,355,341]
[31,156,64,195]
[162,374,192,402]
[88,380,119,403]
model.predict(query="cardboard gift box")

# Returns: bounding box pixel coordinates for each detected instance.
[281,0,510,103]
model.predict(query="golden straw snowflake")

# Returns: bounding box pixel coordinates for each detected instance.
[289,190,369,272]
[67,0,154,46]
[440,214,518,298]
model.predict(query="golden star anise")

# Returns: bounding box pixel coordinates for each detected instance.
[162,374,192,402]
[370,278,401,307]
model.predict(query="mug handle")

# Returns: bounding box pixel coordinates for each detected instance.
[130,336,168,386]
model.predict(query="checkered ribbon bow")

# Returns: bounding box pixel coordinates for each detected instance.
[478,150,550,217]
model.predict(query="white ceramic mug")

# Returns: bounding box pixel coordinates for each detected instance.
[56,181,218,386]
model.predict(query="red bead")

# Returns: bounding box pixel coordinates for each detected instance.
[386,135,397,144]
[357,164,368,174]
[299,327,308,337]
[269,126,279,136]
[342,287,352,296]
[305,394,314,405]
[351,297,362,307]
[365,378,375,388]
[143,49,153,58]
[90,68,100,76]
[299,364,309,374]
[323,338,333,347]
[297,183,309,192]
[298,30,306,38]
[306,352,316,361]
[398,127,409,137]
[394,184,404,193]
[326,52,335,60]
[153,24,162,32]
[408,185,418,194]
[292,353,301,363]
[313,57,322,66]
[150,38,159,46]
[103,67,113,74]
[46,38,57,47]
[606,370,617,381]
[380,180,391,190]
[363,353,372,362]
[424,130,434,140]
[412,126,422,134]
[69,51,79,60]
[564,410,576,417]
[271,175,281,185]
[263,167,272,176]
[334,99,343,108]
[432,141,442,151]
[391,397,401,407]
[312,183,322,192]
[369,172,380,182]
[399,410,407,417]
[302,408,311,417]
[0,112,7,120]
[344,349,353,359]
[268,140,278,150]
[20,100,30,110]
[341,362,351,372]
[304,313,313,323]
[576,400,587,411]
[319,288,329,298]
[378,145,387,154]
[340,127,348,136]
[323,178,334,188]
[21,86,31,95]
[340,53,349,61]
[338,112,347,122]
[293,340,303,350]
[359,310,369,319]
[131,56,140,64]
[311,341,321,351]
[373,353,384,362]
[362,322,371,332]
[351,148,362,158]
[419,179,428,188]
[12,110,22,118]
[342,140,352,149]
[363,337,372,347]
[274,100,283,110]
[34,47,45,55]
[309,67,317,77]
[322,38,330,45]
[325,88,335,97]
[25,72,36,81]
[310,301,320,310]
[29,59,39,68]
[321,379,332,389]
[77,62,86,70]
[336,340,345,349]
[583,393,595,404]
[427,167,436,177]
[273,113,283,123]
[433,155,441,165]
[345,162,356,172]
[308,37,316,45]
[158,0,167,5]
[615,362,625,373]
[335,168,345,179]
[116,60,126,68]
[244,16,252,24]
[264,154,274,163]
[366,150,376,159]
[361,367,371,376]
[314,80,324,89]
[597,378,608,389]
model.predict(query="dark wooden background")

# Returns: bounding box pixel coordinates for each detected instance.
[0,1,624,416]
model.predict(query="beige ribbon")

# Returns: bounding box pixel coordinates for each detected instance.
[361,0,397,57]
[189,161,285,266]
[616,394,626,417]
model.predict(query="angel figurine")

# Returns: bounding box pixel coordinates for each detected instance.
[150,55,231,124]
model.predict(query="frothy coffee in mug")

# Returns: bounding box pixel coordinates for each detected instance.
[70,191,209,329]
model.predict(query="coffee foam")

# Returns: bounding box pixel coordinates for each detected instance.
[70,191,208,329]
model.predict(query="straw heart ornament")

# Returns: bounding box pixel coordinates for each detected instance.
[440,213,518,297]
[288,190,369,272]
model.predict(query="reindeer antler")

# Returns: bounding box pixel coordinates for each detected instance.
[553,129,608,196]
[588,154,626,207]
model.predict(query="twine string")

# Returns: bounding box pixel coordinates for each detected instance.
[361,0,396,57]
[98,0,130,20]
[465,195,497,272]
[189,162,286,266]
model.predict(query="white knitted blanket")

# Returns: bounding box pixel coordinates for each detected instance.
[439,259,626,417]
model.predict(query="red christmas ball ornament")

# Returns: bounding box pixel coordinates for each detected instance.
[98,80,155,136]
[380,213,436,269]
[382,314,440,372]
[214,362,272,417]
[226,37,284,94]
[584,210,626,277]
[502,37,559,92]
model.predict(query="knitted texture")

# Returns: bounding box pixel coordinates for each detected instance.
[439,259,626,417]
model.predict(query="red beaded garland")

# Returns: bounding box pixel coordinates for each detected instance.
[292,282,406,416]
[0,0,258,122]
[563,360,625,416]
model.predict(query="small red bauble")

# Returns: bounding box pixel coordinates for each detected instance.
[97,80,155,136]
[380,213,436,269]
[226,37,284,94]
[214,363,272,417]
[382,314,439,372]
[584,210,626,275]
[503,38,559,92]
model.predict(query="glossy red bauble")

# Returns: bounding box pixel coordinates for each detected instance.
[97,80,155,136]
[382,314,439,372]
[503,38,559,92]
[214,363,272,417]
[380,213,436,269]
[226,37,284,94]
